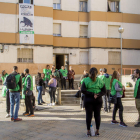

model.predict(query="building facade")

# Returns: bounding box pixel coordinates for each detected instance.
[0,0,140,75]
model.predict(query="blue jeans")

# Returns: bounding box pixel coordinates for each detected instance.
[10,92,20,119]
[37,86,43,104]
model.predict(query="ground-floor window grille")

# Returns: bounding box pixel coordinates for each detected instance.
[17,48,33,63]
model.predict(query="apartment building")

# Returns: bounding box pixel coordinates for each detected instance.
[0,0,140,74]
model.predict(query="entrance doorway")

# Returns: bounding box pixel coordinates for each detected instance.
[53,54,69,70]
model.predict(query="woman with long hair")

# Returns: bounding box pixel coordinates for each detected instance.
[81,67,106,136]
[35,72,45,105]
[110,71,127,127]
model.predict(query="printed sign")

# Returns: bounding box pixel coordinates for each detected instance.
[19,4,34,44]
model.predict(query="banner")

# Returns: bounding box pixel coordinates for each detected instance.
[19,4,34,44]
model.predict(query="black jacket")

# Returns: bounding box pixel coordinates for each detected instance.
[136,77,140,99]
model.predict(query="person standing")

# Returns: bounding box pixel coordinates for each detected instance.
[102,68,112,112]
[23,69,34,117]
[98,69,103,79]
[35,72,45,105]
[68,66,75,89]
[8,66,22,122]
[81,67,106,136]
[20,73,25,99]
[110,71,127,127]
[43,65,51,86]
[1,70,10,118]
[48,75,57,106]
[134,69,140,127]
[60,66,68,90]
[41,73,46,95]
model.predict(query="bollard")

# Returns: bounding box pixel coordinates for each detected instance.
[57,87,61,105]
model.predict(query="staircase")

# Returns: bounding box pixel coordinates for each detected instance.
[61,90,80,105]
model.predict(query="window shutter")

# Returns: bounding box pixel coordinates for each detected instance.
[80,0,87,1]
[53,0,60,3]
[53,23,61,34]
[19,0,23,3]
[108,51,121,64]
[108,25,120,38]
[80,25,88,37]
[17,49,23,58]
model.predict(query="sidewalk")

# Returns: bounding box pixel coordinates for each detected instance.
[0,100,140,140]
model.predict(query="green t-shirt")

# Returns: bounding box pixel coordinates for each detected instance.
[134,78,140,98]
[60,69,68,77]
[102,75,112,90]
[43,69,51,80]
[1,73,8,83]
[98,75,103,79]
[84,77,104,94]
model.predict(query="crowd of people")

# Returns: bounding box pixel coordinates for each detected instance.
[1,65,140,137]
[78,67,140,136]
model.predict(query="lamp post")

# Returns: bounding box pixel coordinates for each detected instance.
[118,27,124,82]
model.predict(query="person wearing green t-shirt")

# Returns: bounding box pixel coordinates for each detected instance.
[98,69,103,79]
[43,65,51,86]
[102,68,112,112]
[110,71,127,127]
[81,67,106,136]
[134,69,140,127]
[1,70,10,118]
[60,66,68,90]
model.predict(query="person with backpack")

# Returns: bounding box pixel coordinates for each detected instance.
[35,72,45,105]
[110,71,127,127]
[43,65,51,87]
[48,75,57,106]
[68,66,75,89]
[1,70,10,118]
[81,67,106,136]
[20,73,25,99]
[23,69,34,117]
[134,69,140,127]
[60,66,68,90]
[102,68,112,112]
[6,66,22,122]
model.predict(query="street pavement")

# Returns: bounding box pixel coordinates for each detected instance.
[0,100,140,140]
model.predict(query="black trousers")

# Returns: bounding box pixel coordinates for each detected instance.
[25,95,33,114]
[69,79,74,89]
[103,90,111,111]
[49,87,56,103]
[61,78,66,89]
[113,97,123,122]
[85,97,102,130]
[6,90,10,114]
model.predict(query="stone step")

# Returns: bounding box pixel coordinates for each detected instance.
[122,98,135,101]
[61,100,80,105]
[125,92,134,95]
[125,95,134,98]
[61,97,79,101]
[61,94,76,97]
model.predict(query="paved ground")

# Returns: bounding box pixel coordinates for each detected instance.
[0,100,140,140]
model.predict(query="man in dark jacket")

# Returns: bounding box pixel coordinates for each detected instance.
[102,68,112,112]
[23,69,34,117]
[9,66,22,122]
[134,69,140,127]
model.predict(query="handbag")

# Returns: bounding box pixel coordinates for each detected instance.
[109,94,117,104]
[75,90,81,98]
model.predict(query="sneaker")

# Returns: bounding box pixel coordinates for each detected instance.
[86,132,91,137]
[5,114,10,118]
[14,118,22,122]
[41,101,45,104]
[48,103,52,106]
[120,122,127,127]
[111,120,119,124]
[38,103,43,105]
[27,114,34,117]
[52,103,55,106]
[134,122,140,127]
[23,112,29,116]
[11,118,14,121]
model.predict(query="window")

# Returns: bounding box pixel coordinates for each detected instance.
[108,51,121,65]
[53,23,61,36]
[19,0,34,4]
[80,25,88,38]
[108,25,120,38]
[79,51,89,64]
[108,0,120,12]
[53,0,61,10]
[79,0,87,12]
[17,48,33,63]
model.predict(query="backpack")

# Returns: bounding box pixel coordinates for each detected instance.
[6,74,17,89]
